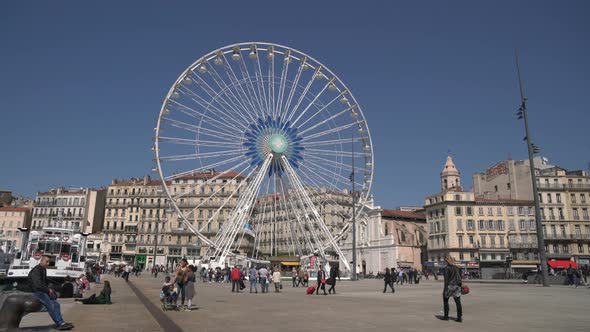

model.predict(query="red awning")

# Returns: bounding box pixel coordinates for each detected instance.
[547,260,578,269]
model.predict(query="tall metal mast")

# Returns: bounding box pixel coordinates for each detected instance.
[515,50,549,287]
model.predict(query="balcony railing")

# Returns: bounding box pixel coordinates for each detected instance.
[538,183,590,190]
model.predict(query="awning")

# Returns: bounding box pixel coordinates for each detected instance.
[547,260,578,269]
[280,262,300,266]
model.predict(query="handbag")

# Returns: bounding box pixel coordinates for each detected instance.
[321,278,326,284]
[461,285,470,295]
[326,278,334,285]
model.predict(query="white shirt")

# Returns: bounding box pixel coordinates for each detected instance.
[259,268,268,278]
[272,271,281,282]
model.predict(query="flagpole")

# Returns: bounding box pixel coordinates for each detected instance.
[351,131,357,281]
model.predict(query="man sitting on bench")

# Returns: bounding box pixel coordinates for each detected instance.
[27,255,74,330]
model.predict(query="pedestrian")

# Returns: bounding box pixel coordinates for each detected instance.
[124,264,132,282]
[185,265,196,311]
[292,267,298,287]
[75,280,112,305]
[297,267,305,287]
[259,266,269,293]
[94,264,101,284]
[231,265,242,293]
[328,265,338,294]
[397,269,404,285]
[27,255,74,330]
[273,268,282,293]
[567,264,575,286]
[175,258,189,309]
[316,265,327,295]
[249,266,258,293]
[304,269,309,286]
[440,256,463,323]
[383,268,395,293]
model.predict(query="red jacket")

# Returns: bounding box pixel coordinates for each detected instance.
[231,268,241,281]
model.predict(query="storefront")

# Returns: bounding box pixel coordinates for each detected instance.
[136,255,147,269]
[576,257,590,266]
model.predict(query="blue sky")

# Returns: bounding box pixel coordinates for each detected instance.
[1,1,589,208]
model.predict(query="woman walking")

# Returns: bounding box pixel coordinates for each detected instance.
[315,265,327,295]
[383,268,395,293]
[328,265,338,294]
[441,256,463,322]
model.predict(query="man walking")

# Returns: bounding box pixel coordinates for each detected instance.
[258,266,269,293]
[28,255,74,330]
[231,266,242,293]
[297,268,305,287]
[292,267,298,287]
[249,266,258,293]
[441,256,463,322]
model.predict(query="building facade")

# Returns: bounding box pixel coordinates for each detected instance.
[31,187,106,234]
[381,209,427,269]
[425,156,539,278]
[101,172,245,268]
[0,206,32,253]
[473,157,590,265]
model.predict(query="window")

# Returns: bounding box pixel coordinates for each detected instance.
[499,236,505,246]
[458,236,463,247]
[497,220,505,231]
[529,220,535,230]
[466,207,473,216]
[583,208,589,220]
[469,235,474,245]
[456,219,463,231]
[519,220,527,230]
[455,194,461,201]
[497,207,502,215]
[507,183,511,190]
[467,220,475,230]
[455,207,462,216]
[550,225,557,236]
[478,220,485,230]
[546,194,552,204]
[573,208,579,220]
[560,225,566,237]
[487,208,493,216]
[570,194,576,203]
[558,208,564,220]
[553,244,559,254]
[538,194,543,203]
[556,194,561,203]
[481,236,486,246]
[478,207,484,216]
[507,207,514,216]
[509,220,515,230]
[459,252,464,260]
[487,220,495,230]
[549,208,555,219]
[581,194,586,204]
[575,225,581,237]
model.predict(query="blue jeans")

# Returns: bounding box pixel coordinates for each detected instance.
[260,277,267,293]
[250,279,257,292]
[32,292,64,326]
[95,273,100,284]
[176,282,186,305]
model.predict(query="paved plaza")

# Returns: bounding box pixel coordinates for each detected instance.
[18,275,590,332]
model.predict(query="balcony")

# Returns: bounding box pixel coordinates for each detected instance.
[538,183,590,190]
[509,242,537,249]
[545,233,590,241]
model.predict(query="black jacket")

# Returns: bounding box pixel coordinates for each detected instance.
[28,265,50,294]
[443,265,462,290]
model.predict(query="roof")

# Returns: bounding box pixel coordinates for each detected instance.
[382,209,426,221]
[0,206,31,212]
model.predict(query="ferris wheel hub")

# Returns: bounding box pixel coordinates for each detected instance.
[269,134,288,153]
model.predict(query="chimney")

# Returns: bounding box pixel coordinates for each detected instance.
[144,175,151,185]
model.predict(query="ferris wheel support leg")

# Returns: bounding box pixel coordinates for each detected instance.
[281,156,351,273]
[216,154,273,265]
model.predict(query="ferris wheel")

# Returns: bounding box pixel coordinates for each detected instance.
[154,42,373,271]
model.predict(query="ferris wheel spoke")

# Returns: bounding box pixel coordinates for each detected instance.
[268,53,276,119]
[205,64,257,124]
[167,97,243,136]
[191,73,254,127]
[295,90,346,130]
[285,65,322,124]
[300,122,358,141]
[299,137,359,148]
[291,78,334,127]
[159,149,244,162]
[253,53,271,117]
[159,136,242,149]
[275,51,291,121]
[298,105,357,136]
[304,148,368,159]
[277,178,302,256]
[162,117,238,142]
[280,57,306,122]
[282,156,351,271]
[178,83,249,131]
[238,56,266,119]
[163,155,246,181]
[305,153,366,174]
[300,160,358,189]
[218,53,260,121]
[297,163,342,193]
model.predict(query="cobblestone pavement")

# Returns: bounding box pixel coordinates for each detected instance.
[18,275,590,331]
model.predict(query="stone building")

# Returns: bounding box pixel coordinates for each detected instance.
[473,157,590,266]
[31,187,106,234]
[101,171,245,268]
[0,206,32,253]
[381,209,427,269]
[425,156,539,278]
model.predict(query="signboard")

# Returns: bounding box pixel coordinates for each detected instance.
[310,256,316,269]
[136,255,146,264]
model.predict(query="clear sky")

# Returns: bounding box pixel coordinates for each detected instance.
[1,1,589,208]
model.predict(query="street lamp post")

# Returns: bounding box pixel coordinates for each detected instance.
[515,51,550,287]
[153,192,162,272]
[350,133,357,281]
